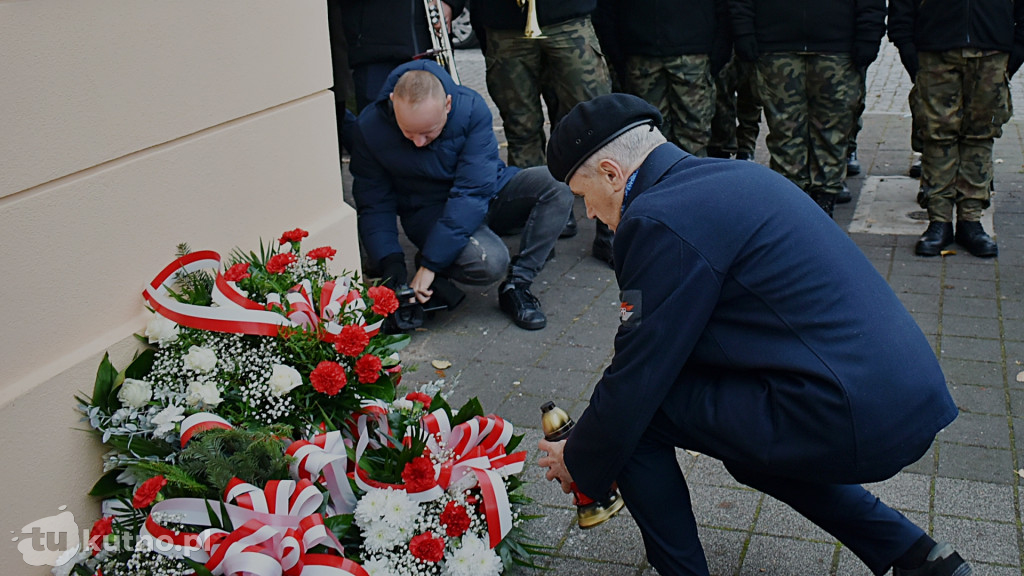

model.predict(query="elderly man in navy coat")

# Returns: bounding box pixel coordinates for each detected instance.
[538,94,970,576]
[350,60,573,330]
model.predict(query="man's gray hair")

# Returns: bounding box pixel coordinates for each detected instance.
[579,124,667,175]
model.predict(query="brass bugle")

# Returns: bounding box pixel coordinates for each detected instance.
[518,0,545,39]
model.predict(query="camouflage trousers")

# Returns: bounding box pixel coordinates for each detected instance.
[756,53,862,196]
[485,17,611,168]
[848,64,867,155]
[916,49,1011,222]
[908,82,924,153]
[625,54,715,157]
[710,56,762,157]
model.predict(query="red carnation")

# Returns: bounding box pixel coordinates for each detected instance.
[307,246,337,261]
[409,532,445,563]
[310,361,347,396]
[266,253,298,274]
[402,456,437,492]
[355,354,382,384]
[224,262,251,282]
[132,475,167,509]
[88,516,114,553]
[279,228,309,245]
[405,392,432,409]
[335,324,369,357]
[439,501,471,538]
[368,285,400,316]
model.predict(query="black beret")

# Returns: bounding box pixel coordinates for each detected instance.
[546,93,663,183]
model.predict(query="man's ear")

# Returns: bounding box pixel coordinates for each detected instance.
[389,92,395,102]
[597,158,625,187]
[444,94,452,114]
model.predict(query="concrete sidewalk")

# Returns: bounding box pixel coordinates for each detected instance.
[343,41,1024,575]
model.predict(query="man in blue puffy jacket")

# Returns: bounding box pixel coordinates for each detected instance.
[350,60,573,330]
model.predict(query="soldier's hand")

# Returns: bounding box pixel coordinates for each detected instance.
[898,45,919,82]
[734,34,758,63]
[851,41,879,69]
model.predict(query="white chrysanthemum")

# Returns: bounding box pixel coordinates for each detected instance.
[354,488,391,526]
[380,488,420,528]
[361,557,399,576]
[362,521,403,552]
[443,534,502,576]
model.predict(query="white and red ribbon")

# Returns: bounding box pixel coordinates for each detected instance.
[286,430,358,515]
[180,412,233,447]
[143,251,382,340]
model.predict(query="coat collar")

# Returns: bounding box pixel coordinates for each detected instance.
[623,143,690,214]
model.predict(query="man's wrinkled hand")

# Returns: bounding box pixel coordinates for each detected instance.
[410,266,436,304]
[537,438,574,494]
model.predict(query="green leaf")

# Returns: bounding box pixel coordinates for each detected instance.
[204,500,223,531]
[104,434,175,458]
[124,349,156,380]
[323,513,354,540]
[184,557,216,576]
[453,397,484,425]
[507,432,524,453]
[89,469,130,498]
[92,353,119,412]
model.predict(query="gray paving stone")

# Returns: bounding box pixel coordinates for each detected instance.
[897,291,941,314]
[560,512,647,566]
[864,472,933,514]
[932,515,1020,567]
[738,535,836,575]
[938,411,1011,448]
[1010,390,1024,417]
[943,277,999,300]
[754,496,837,542]
[942,314,1003,339]
[933,477,1017,522]
[695,527,748,576]
[936,442,1015,484]
[941,296,1001,319]
[940,358,1003,386]
[691,484,761,531]
[888,259,944,279]
[687,456,748,490]
[889,274,942,296]
[938,335,1003,363]
[951,382,1010,415]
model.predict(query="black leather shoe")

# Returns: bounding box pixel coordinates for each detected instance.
[955,221,998,258]
[498,281,546,330]
[846,151,861,176]
[560,211,578,239]
[915,221,954,256]
[836,181,852,204]
[892,542,972,576]
[592,238,614,268]
[909,156,922,178]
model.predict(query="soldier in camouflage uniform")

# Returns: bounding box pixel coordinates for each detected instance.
[709,54,762,160]
[730,0,885,217]
[889,0,1023,258]
[596,0,730,158]
[473,0,616,266]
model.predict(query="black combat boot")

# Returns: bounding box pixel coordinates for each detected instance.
[846,150,861,176]
[836,181,852,204]
[915,222,954,256]
[810,191,836,218]
[954,221,998,258]
[892,542,972,576]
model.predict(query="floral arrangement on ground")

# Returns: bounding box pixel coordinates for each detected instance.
[65,228,542,576]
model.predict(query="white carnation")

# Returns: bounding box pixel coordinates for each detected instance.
[117,378,152,409]
[186,381,223,408]
[145,315,179,345]
[267,364,303,396]
[391,398,414,411]
[443,534,502,576]
[151,405,185,436]
[183,346,218,373]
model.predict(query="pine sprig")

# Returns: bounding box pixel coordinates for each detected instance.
[177,425,294,498]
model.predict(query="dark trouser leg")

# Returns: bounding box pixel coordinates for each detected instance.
[352,62,403,112]
[615,411,711,576]
[443,226,510,286]
[723,462,922,575]
[489,167,573,284]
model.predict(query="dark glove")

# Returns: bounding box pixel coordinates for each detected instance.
[734,34,758,63]
[378,253,407,290]
[898,45,919,81]
[1009,44,1024,79]
[851,41,879,69]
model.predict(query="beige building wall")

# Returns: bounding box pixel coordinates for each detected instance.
[0,1,359,572]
